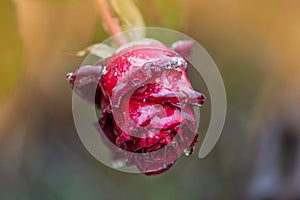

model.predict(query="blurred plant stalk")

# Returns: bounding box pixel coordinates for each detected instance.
[95,0,145,46]
[95,0,128,45]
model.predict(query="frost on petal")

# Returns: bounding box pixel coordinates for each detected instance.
[67,39,205,175]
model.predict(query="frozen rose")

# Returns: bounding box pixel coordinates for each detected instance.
[67,39,205,175]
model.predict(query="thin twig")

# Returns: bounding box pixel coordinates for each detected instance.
[95,0,128,46]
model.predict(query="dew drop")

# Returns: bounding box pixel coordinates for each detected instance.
[184,147,193,156]
[102,66,107,75]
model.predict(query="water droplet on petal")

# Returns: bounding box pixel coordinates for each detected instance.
[184,147,193,156]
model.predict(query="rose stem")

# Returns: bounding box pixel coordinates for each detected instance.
[95,0,128,46]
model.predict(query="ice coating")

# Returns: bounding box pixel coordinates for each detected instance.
[67,38,205,175]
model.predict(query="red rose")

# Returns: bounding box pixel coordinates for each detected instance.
[67,39,205,175]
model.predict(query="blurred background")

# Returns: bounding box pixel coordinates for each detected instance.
[1,0,300,199]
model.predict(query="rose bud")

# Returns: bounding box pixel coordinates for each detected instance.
[67,38,205,175]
